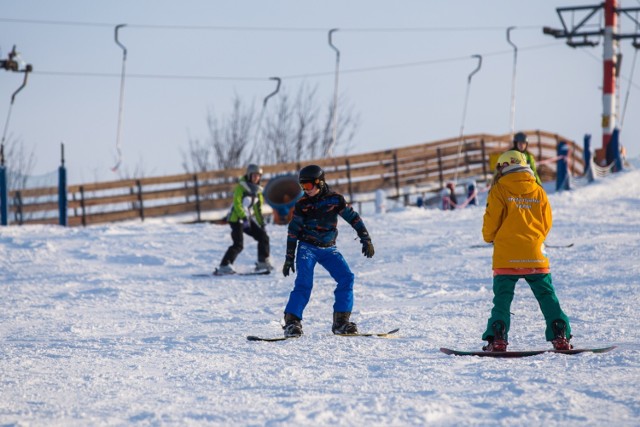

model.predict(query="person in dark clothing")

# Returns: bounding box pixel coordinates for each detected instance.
[466,180,478,206]
[216,164,272,275]
[281,165,375,337]
[446,182,458,209]
[441,182,458,210]
[512,132,542,186]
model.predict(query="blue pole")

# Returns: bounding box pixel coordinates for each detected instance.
[556,141,570,192]
[58,165,67,226]
[0,166,7,225]
[609,128,623,172]
[58,143,68,226]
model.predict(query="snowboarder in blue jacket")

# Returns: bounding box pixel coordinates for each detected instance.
[282,165,375,337]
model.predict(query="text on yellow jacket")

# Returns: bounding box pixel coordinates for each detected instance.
[482,170,551,270]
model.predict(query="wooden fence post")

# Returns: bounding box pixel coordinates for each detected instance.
[437,147,444,187]
[345,159,353,203]
[136,180,144,221]
[14,191,23,225]
[79,186,86,227]
[464,141,471,172]
[569,141,577,176]
[536,130,542,160]
[480,138,488,181]
[392,152,400,199]
[71,191,78,218]
[193,174,201,222]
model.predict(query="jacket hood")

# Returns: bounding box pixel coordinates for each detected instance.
[501,162,534,176]
[239,176,262,195]
[497,170,539,194]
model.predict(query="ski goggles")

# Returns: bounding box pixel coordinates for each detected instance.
[299,181,316,191]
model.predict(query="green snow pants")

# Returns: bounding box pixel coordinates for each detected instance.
[482,273,571,342]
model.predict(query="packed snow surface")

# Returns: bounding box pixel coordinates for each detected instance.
[1,169,639,426]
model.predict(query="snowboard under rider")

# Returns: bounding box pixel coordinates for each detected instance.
[281,165,375,337]
[217,164,272,274]
[481,150,572,352]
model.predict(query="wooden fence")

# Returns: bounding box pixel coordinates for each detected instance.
[8,130,584,226]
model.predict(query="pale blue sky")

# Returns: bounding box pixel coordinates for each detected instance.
[1,0,639,183]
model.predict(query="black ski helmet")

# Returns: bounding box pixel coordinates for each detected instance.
[298,164,325,186]
[513,132,528,147]
[246,163,263,176]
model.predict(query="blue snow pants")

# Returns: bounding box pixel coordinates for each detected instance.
[284,242,355,320]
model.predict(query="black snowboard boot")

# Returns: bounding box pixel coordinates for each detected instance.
[283,313,303,337]
[483,320,508,352]
[551,319,573,350]
[332,312,358,335]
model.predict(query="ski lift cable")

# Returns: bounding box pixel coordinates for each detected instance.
[111,24,127,173]
[620,9,640,129]
[29,42,559,83]
[0,17,542,33]
[620,38,639,129]
[579,48,640,90]
[33,70,267,81]
[453,54,482,184]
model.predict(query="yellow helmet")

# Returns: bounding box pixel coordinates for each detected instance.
[496,150,528,172]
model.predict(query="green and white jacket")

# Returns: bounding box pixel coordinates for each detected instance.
[227,176,265,226]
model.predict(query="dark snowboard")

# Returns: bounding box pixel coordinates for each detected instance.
[193,269,270,278]
[440,345,616,358]
[246,335,299,342]
[335,328,400,338]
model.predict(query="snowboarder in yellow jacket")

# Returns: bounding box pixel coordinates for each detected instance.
[481,150,572,352]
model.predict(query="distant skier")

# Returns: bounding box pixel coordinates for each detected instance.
[216,164,272,275]
[512,132,542,185]
[453,180,479,208]
[481,150,572,352]
[281,165,375,337]
[466,180,478,206]
[441,182,457,210]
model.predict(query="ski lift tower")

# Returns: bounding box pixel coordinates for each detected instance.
[543,0,640,165]
[1,45,33,226]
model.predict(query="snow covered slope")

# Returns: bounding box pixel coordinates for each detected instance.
[1,168,639,426]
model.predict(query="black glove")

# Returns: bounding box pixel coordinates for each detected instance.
[283,259,295,277]
[242,218,250,231]
[361,239,375,258]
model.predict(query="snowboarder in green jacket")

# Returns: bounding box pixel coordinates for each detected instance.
[216,164,272,274]
[513,132,542,186]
